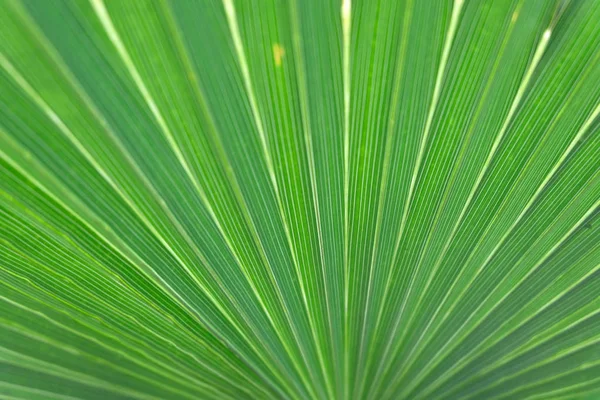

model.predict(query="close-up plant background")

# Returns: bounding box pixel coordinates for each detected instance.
[1,0,599,399]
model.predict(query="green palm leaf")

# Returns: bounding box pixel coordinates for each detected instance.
[1,0,599,398]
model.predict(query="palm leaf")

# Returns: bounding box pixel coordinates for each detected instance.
[1,0,599,399]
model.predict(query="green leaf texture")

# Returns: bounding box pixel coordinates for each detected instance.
[1,0,599,399]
